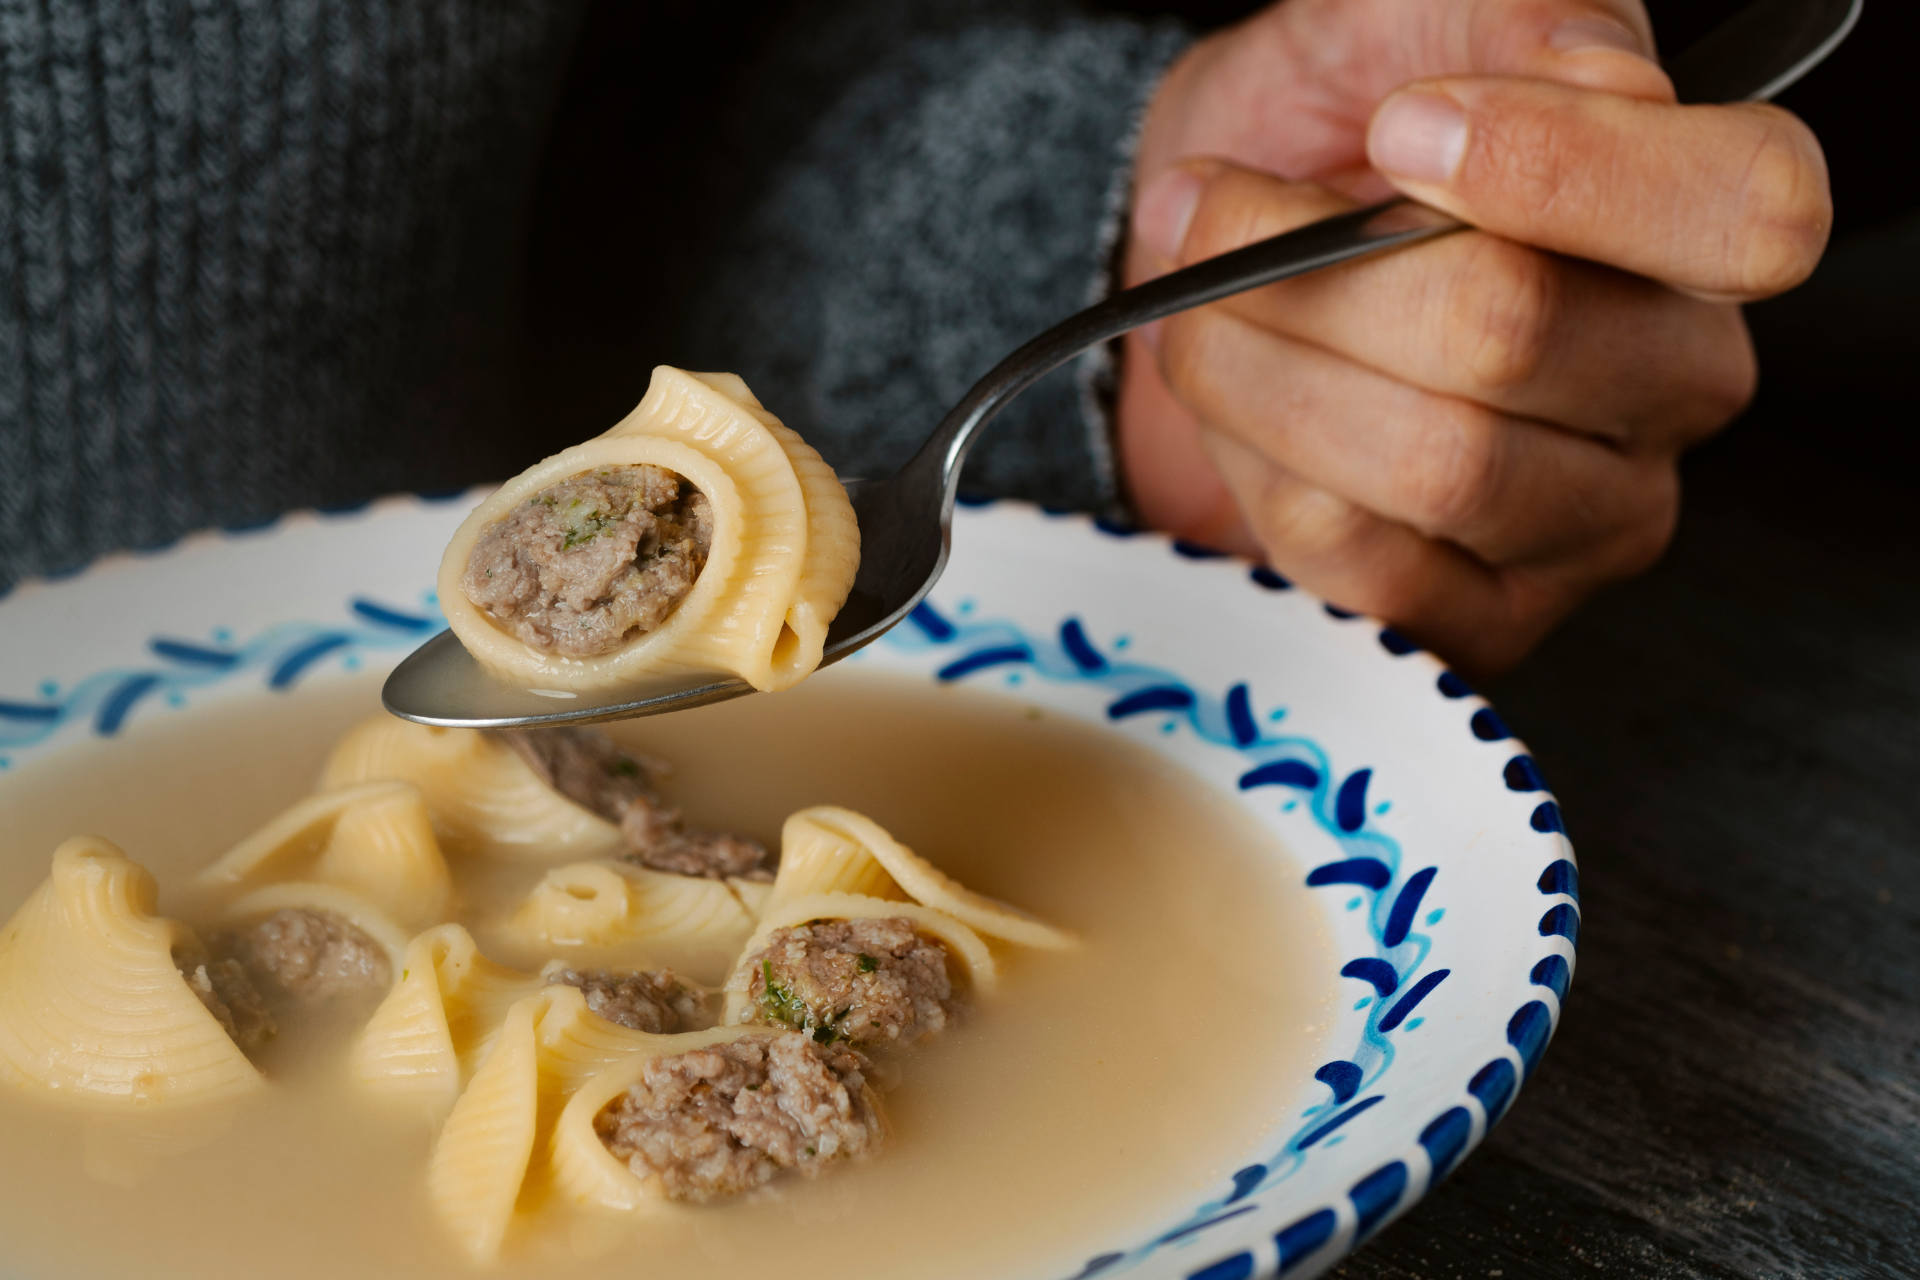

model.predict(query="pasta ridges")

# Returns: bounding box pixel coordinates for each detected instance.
[0,838,262,1107]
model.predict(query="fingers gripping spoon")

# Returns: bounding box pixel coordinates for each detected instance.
[384,0,1861,729]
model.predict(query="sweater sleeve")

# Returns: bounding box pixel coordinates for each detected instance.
[688,0,1190,517]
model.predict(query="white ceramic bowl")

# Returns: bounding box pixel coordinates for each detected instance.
[0,495,1577,1280]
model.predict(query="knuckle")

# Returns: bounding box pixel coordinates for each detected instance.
[1396,408,1510,536]
[1600,465,1681,579]
[1449,237,1560,393]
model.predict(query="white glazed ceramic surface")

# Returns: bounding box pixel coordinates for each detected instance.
[0,495,1578,1280]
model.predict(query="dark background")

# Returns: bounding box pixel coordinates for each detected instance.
[519,3,1920,1276]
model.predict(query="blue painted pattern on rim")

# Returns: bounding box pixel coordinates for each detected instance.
[1314,1060,1364,1104]
[1349,1162,1409,1239]
[1275,1209,1338,1273]
[0,596,445,756]
[1419,1108,1474,1183]
[1538,859,1580,901]
[1469,1058,1519,1125]
[1530,955,1572,1002]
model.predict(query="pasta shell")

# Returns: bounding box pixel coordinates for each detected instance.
[773,807,1076,950]
[437,366,859,693]
[509,860,757,985]
[428,985,680,1261]
[350,924,543,1110]
[0,837,263,1108]
[320,717,623,860]
[196,781,453,929]
[720,893,998,1027]
[546,1026,783,1214]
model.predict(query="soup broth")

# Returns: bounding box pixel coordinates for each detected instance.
[0,668,1334,1280]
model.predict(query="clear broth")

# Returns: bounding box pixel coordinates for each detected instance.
[0,668,1334,1280]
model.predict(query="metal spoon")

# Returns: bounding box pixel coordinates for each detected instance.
[385,0,1860,729]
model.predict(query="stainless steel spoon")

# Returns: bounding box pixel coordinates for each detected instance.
[385,0,1860,729]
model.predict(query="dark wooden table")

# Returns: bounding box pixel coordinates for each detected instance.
[1332,212,1920,1279]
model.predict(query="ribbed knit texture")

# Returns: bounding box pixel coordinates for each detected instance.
[0,0,582,589]
[0,0,1183,591]
[690,0,1186,514]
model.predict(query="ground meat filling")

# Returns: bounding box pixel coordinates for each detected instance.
[595,1031,881,1201]
[497,726,771,881]
[462,464,713,658]
[214,908,392,1001]
[544,964,709,1033]
[176,948,275,1049]
[744,917,954,1047]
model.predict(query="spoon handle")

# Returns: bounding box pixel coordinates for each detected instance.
[903,0,1862,512]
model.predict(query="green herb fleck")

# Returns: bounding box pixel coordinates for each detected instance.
[759,960,811,1029]
[613,758,640,777]
[805,1148,815,1157]
[856,954,878,973]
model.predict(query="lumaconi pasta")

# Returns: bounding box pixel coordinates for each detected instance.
[768,807,1077,950]
[351,925,544,1110]
[427,984,687,1261]
[510,861,757,982]
[720,894,997,1027]
[0,838,262,1107]
[197,781,453,929]
[321,718,625,860]
[546,1026,814,1216]
[437,366,860,694]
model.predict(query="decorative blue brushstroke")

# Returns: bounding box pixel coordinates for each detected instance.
[1249,566,1292,591]
[908,602,956,642]
[1378,970,1450,1032]
[1306,859,1392,890]
[1530,955,1571,1002]
[1335,769,1373,832]
[1469,1058,1518,1125]
[150,639,241,667]
[1378,628,1418,656]
[1538,904,1580,946]
[1187,1253,1253,1280]
[1419,1108,1473,1184]
[1059,620,1108,673]
[1340,960,1399,998]
[1349,1162,1409,1239]
[0,596,446,754]
[1225,684,1258,747]
[935,645,1031,681]
[1531,801,1567,834]
[1158,1206,1259,1245]
[1298,1096,1385,1149]
[1275,1209,1338,1273]
[1503,755,1547,792]
[1508,1003,1554,1079]
[349,599,436,631]
[1108,686,1196,718]
[1537,859,1580,902]
[1240,760,1321,791]
[1383,868,1438,948]
[1315,1060,1364,1104]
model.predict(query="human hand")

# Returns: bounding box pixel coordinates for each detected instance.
[1118,0,1831,677]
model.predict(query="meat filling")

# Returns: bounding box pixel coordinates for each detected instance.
[743,917,954,1047]
[544,964,709,1033]
[497,726,770,881]
[595,1031,882,1201]
[214,908,392,1001]
[462,464,713,658]
[177,948,275,1050]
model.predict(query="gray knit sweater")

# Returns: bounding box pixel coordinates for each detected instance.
[0,0,1185,591]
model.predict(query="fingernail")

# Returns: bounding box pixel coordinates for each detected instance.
[1548,17,1650,57]
[1135,167,1204,263]
[1368,91,1469,185]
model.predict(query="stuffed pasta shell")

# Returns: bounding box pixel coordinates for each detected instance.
[0,838,265,1108]
[439,366,859,694]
